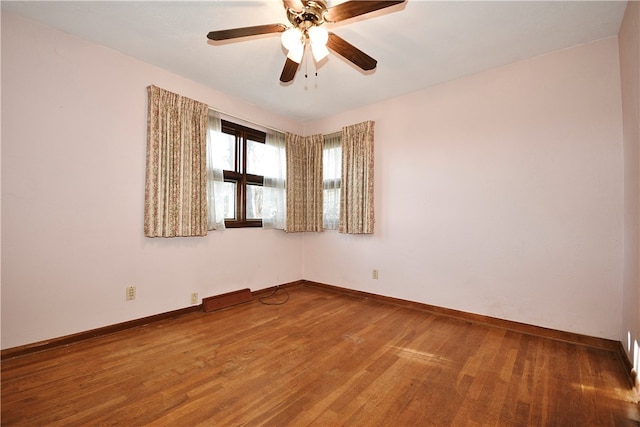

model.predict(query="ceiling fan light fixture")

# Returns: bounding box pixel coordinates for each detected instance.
[310,41,329,62]
[307,25,328,46]
[287,43,305,63]
[281,27,303,51]
[307,26,329,61]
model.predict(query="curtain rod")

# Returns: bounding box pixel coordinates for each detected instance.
[208,106,287,135]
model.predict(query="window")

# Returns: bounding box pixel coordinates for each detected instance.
[323,133,342,230]
[210,120,266,228]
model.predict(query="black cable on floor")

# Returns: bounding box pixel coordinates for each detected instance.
[259,287,290,305]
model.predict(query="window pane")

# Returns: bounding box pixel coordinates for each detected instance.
[211,132,235,171]
[246,184,263,219]
[323,146,341,180]
[323,144,341,229]
[323,188,341,229]
[221,181,236,219]
[247,139,267,176]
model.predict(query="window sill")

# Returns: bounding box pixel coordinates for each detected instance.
[224,220,263,228]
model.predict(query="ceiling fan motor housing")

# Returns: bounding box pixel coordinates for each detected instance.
[287,1,328,29]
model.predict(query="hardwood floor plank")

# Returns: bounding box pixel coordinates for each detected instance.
[2,285,638,426]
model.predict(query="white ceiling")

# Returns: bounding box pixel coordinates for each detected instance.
[2,0,628,122]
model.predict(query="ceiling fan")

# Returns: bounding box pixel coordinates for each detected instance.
[206,0,406,83]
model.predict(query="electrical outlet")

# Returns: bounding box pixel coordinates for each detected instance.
[372,269,379,280]
[126,286,136,301]
[191,292,198,305]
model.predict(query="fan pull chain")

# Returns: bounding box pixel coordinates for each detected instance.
[303,55,319,79]
[304,48,309,79]
[303,49,308,90]
[303,47,319,89]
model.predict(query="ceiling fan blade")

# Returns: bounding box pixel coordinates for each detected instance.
[207,24,286,41]
[280,58,300,82]
[324,0,405,22]
[283,0,304,11]
[326,32,377,71]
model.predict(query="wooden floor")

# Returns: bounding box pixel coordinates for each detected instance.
[2,285,639,426]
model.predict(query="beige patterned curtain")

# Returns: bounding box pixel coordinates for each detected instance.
[285,133,323,232]
[340,121,375,234]
[144,85,209,237]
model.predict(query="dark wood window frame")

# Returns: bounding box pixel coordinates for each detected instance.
[221,120,265,228]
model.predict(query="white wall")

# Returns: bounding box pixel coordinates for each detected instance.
[1,12,304,349]
[619,0,640,381]
[303,37,624,340]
